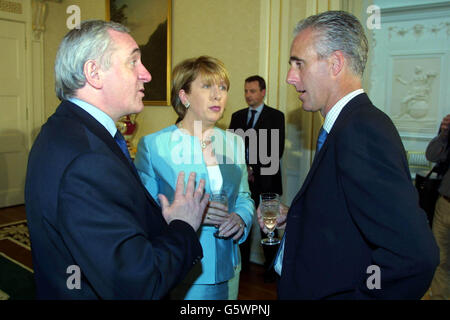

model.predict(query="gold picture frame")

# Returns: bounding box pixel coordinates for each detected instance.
[106,0,172,106]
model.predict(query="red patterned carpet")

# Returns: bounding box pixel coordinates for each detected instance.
[0,219,34,300]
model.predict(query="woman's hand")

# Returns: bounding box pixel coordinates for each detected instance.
[217,212,246,241]
[203,201,246,240]
[257,202,289,234]
[203,200,229,227]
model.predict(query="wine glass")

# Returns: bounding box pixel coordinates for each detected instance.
[209,191,229,239]
[260,193,280,245]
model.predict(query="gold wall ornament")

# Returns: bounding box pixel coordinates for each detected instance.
[0,0,22,14]
[32,0,47,38]
[116,114,138,158]
[32,0,62,39]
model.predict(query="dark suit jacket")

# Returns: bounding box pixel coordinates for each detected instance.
[278,93,439,299]
[229,105,285,199]
[25,100,202,299]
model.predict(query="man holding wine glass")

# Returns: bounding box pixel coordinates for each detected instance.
[258,200,288,236]
[259,193,283,245]
[257,11,439,299]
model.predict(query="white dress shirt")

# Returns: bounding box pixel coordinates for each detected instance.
[247,103,264,128]
[68,97,118,138]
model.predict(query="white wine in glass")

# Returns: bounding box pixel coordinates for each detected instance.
[260,193,281,245]
[263,211,278,232]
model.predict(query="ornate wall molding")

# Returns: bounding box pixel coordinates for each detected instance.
[369,1,449,173]
[389,22,450,40]
[32,0,47,38]
[0,0,22,14]
[32,0,61,39]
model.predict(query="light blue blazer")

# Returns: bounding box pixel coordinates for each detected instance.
[134,125,254,284]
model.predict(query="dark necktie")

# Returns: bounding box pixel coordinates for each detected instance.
[114,131,137,171]
[316,126,328,152]
[245,110,257,163]
[246,109,257,130]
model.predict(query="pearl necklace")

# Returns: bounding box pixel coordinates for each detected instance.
[178,121,210,149]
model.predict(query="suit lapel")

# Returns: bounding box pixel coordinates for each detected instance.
[290,94,368,206]
[291,141,329,205]
[253,104,267,130]
[243,109,250,128]
[59,101,127,166]
[59,101,159,207]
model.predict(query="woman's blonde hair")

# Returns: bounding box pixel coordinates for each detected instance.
[171,56,230,120]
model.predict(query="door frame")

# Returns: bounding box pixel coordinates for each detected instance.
[0,0,45,207]
[0,0,46,150]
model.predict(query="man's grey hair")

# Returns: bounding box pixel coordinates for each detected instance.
[54,20,129,101]
[294,11,368,78]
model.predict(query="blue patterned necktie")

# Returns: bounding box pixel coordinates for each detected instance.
[316,126,328,152]
[274,126,329,275]
[114,131,136,172]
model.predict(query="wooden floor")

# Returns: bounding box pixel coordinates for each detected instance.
[0,205,277,300]
[238,264,277,300]
[0,205,27,225]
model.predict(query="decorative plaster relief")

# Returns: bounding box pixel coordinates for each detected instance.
[388,22,450,40]
[0,0,22,14]
[395,66,437,119]
[390,56,441,134]
[32,0,47,39]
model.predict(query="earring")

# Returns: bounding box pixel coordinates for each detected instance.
[184,101,190,109]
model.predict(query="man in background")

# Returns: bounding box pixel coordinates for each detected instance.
[229,75,285,282]
[426,114,450,300]
[25,20,208,299]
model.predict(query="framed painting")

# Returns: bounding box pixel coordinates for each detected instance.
[106,0,172,106]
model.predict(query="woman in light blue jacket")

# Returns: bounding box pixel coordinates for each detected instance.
[134,56,254,300]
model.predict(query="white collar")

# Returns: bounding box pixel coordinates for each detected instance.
[69,97,118,137]
[249,103,264,114]
[323,89,364,133]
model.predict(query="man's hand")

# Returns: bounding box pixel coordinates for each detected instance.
[440,114,450,136]
[158,172,209,231]
[257,202,289,233]
[247,165,254,183]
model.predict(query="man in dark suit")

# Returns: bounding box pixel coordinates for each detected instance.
[229,75,285,281]
[25,20,209,299]
[260,11,439,299]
